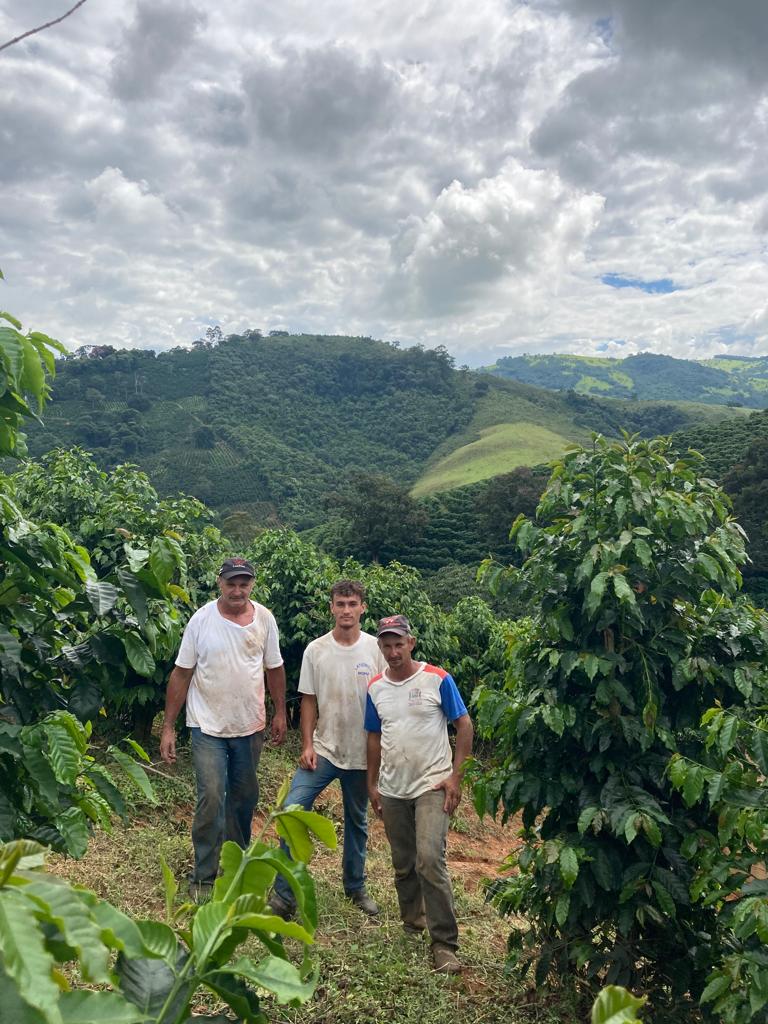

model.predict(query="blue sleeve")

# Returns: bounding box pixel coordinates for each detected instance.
[364,693,382,733]
[439,675,468,722]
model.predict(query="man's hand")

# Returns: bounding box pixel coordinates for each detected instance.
[159,727,176,764]
[433,772,462,815]
[368,785,383,818]
[299,744,317,770]
[269,711,287,746]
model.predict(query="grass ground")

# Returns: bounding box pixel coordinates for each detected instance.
[412,423,574,497]
[50,733,581,1024]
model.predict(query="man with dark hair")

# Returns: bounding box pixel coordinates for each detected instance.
[160,558,287,901]
[269,579,385,918]
[366,615,473,974]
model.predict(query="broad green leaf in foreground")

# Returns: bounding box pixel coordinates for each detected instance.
[591,986,646,1024]
[217,955,318,1006]
[276,808,337,852]
[58,989,149,1024]
[0,888,62,1023]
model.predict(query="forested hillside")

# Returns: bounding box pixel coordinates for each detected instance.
[486,351,768,407]
[672,409,768,582]
[24,333,743,534]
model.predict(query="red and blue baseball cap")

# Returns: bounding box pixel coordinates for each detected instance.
[376,614,412,637]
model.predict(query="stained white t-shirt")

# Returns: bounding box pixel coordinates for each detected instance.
[175,599,283,738]
[298,631,386,770]
[365,662,468,799]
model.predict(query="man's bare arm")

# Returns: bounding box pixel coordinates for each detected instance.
[452,714,474,775]
[265,664,287,745]
[159,666,194,763]
[366,731,383,818]
[433,714,474,814]
[299,694,318,769]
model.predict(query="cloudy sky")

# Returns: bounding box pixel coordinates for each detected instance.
[1,0,767,363]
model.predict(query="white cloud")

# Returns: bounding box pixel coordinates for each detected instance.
[388,160,604,315]
[110,0,206,102]
[84,167,176,229]
[0,0,767,363]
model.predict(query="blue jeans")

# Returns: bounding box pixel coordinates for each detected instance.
[190,728,264,883]
[273,755,368,905]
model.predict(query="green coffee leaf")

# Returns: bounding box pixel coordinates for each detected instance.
[700,973,731,1004]
[277,809,338,851]
[216,955,318,1006]
[85,580,119,616]
[59,989,149,1023]
[159,855,179,923]
[122,633,155,677]
[274,814,312,864]
[559,847,579,888]
[591,985,646,1024]
[201,970,263,1022]
[577,807,599,835]
[554,892,570,927]
[53,808,90,859]
[192,902,231,958]
[109,748,156,804]
[0,888,62,1023]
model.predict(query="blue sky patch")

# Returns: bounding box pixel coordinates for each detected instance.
[594,17,614,47]
[601,274,679,294]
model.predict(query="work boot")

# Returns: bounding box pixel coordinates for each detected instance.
[267,891,295,921]
[188,879,214,905]
[347,890,380,916]
[432,944,461,974]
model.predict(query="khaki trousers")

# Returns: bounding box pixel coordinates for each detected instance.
[380,789,458,950]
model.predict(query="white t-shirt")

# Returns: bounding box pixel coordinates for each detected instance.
[298,631,386,770]
[175,599,283,738]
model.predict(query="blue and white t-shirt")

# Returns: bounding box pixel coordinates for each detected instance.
[365,662,467,800]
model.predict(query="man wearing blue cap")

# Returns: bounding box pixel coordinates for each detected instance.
[160,557,287,900]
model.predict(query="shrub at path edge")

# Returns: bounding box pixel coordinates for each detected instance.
[473,435,768,1019]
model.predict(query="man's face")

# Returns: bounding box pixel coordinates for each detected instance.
[378,632,415,671]
[217,574,255,610]
[330,593,365,629]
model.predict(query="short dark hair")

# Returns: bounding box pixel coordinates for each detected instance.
[330,579,366,602]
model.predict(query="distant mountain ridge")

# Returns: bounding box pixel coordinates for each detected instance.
[485,352,768,408]
[21,333,748,528]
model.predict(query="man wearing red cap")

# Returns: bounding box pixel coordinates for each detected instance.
[160,558,286,900]
[366,615,473,974]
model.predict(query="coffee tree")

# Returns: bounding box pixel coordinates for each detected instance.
[1,303,153,853]
[0,798,337,1023]
[0,291,64,456]
[11,448,228,736]
[668,695,768,1023]
[473,435,768,1017]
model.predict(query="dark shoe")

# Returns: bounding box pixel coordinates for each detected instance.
[267,891,295,920]
[188,880,214,904]
[432,944,461,974]
[347,890,380,916]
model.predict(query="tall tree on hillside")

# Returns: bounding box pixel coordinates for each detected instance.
[476,466,546,559]
[723,437,768,577]
[326,472,428,564]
